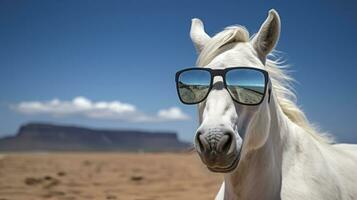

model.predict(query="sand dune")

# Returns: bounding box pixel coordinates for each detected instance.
[0,153,222,200]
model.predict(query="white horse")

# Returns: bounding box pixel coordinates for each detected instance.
[188,9,357,200]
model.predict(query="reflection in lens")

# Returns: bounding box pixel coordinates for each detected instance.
[226,68,266,104]
[178,69,211,104]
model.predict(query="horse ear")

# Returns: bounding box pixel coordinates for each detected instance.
[190,18,211,53]
[251,9,281,62]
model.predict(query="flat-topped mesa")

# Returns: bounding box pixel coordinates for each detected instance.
[0,123,190,152]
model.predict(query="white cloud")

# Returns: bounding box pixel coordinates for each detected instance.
[12,96,189,122]
[157,107,190,120]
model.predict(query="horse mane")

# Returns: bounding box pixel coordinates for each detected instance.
[196,26,333,144]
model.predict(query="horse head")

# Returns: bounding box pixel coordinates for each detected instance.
[190,10,280,173]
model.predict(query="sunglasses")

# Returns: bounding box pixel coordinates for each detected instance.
[175,67,270,105]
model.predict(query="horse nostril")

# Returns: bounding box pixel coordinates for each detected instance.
[196,131,204,151]
[217,132,233,153]
[196,131,210,153]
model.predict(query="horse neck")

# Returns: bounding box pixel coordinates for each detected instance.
[223,94,291,200]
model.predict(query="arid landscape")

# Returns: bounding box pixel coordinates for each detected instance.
[0,153,222,200]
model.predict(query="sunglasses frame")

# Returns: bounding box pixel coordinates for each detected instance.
[175,67,270,106]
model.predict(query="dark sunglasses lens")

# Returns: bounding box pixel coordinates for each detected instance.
[177,69,211,104]
[226,69,266,105]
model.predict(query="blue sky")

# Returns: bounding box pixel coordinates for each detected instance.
[0,0,356,142]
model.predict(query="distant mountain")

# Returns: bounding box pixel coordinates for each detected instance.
[0,123,191,152]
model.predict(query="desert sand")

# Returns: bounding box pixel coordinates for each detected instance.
[0,153,222,200]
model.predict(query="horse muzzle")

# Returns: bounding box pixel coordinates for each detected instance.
[195,127,241,173]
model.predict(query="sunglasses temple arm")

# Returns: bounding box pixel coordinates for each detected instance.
[268,87,272,103]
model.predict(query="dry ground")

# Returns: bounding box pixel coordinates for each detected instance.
[0,153,222,200]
